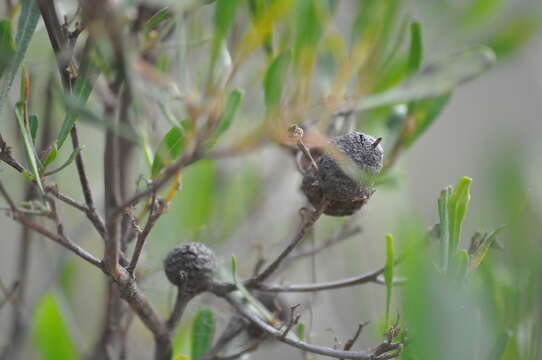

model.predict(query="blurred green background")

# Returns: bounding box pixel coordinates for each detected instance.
[0,0,541,359]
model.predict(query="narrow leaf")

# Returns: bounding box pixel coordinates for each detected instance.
[191,308,215,360]
[29,113,38,143]
[56,49,100,148]
[296,322,305,341]
[42,142,58,169]
[0,20,16,76]
[216,89,243,135]
[43,147,82,176]
[453,249,470,282]
[264,50,291,110]
[351,46,496,113]
[403,94,451,148]
[469,225,506,272]
[448,177,472,257]
[407,22,423,73]
[143,7,173,34]
[15,102,43,193]
[438,187,451,272]
[0,0,40,114]
[151,127,186,178]
[32,293,79,360]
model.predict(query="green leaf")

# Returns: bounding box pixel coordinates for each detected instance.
[172,322,192,358]
[42,142,58,169]
[214,0,239,39]
[438,187,452,272]
[264,50,291,110]
[151,127,186,178]
[32,292,79,360]
[0,0,40,114]
[216,89,243,135]
[296,322,305,341]
[43,147,82,176]
[15,102,43,194]
[0,19,16,76]
[407,22,423,74]
[156,159,215,237]
[469,225,506,272]
[56,54,100,148]
[293,0,323,71]
[384,233,394,326]
[487,14,542,59]
[351,46,495,113]
[462,0,504,29]
[448,177,472,258]
[453,249,470,282]
[403,94,451,148]
[143,7,173,34]
[29,113,38,143]
[191,308,215,360]
[247,0,273,56]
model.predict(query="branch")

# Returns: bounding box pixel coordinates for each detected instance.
[127,197,165,275]
[0,134,25,173]
[112,146,200,217]
[165,287,192,335]
[289,222,361,262]
[46,185,106,237]
[224,294,401,360]
[249,267,384,293]
[0,181,103,269]
[247,201,328,285]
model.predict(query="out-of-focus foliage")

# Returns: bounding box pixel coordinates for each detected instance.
[32,293,79,360]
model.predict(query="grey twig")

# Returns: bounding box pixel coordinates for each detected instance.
[0,134,25,173]
[249,267,384,293]
[0,181,103,269]
[280,304,301,339]
[165,287,192,335]
[289,223,361,262]
[340,322,369,360]
[224,294,402,360]
[112,146,200,217]
[247,201,329,286]
[127,197,165,275]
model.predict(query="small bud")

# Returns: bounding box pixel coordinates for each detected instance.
[300,131,384,216]
[164,242,217,295]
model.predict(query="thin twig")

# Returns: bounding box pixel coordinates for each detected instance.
[280,304,301,339]
[290,224,361,262]
[224,294,401,360]
[0,281,19,312]
[112,145,200,217]
[0,181,103,269]
[165,287,191,334]
[249,267,384,293]
[247,201,329,285]
[0,134,25,173]
[340,323,369,360]
[127,197,165,275]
